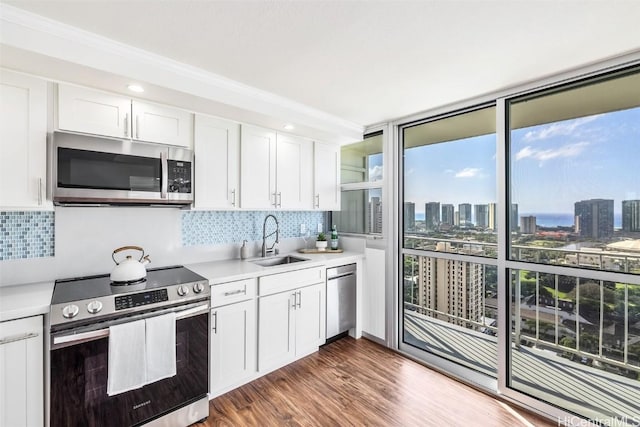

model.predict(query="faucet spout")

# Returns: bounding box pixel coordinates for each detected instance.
[261,214,280,257]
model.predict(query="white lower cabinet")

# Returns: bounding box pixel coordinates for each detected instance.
[258,268,325,374]
[210,279,257,397]
[210,300,256,396]
[0,315,43,427]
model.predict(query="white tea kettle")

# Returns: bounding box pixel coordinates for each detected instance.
[110,246,151,284]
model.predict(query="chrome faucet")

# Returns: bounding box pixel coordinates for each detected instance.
[261,214,280,257]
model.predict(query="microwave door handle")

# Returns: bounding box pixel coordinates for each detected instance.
[161,151,168,199]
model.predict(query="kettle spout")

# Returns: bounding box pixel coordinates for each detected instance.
[141,255,151,267]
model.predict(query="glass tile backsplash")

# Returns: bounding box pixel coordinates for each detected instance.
[182,210,326,246]
[0,211,55,260]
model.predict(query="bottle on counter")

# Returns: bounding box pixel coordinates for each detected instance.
[240,240,249,259]
[330,225,339,250]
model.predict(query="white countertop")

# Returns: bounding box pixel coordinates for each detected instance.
[0,281,54,322]
[0,251,364,322]
[186,250,363,285]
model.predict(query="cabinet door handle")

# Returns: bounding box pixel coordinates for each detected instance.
[124,112,129,137]
[290,293,297,309]
[277,192,282,208]
[231,189,236,207]
[136,115,140,139]
[315,194,320,208]
[223,289,245,296]
[0,332,39,346]
[296,290,301,308]
[38,178,43,205]
[212,311,217,333]
[272,192,278,208]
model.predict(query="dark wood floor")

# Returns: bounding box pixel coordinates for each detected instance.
[198,337,555,426]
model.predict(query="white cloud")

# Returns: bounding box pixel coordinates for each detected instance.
[523,115,600,142]
[455,167,481,178]
[369,164,383,181]
[515,141,589,163]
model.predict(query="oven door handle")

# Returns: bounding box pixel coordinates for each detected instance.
[52,303,209,348]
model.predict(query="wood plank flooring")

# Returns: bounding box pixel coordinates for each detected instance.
[198,337,555,426]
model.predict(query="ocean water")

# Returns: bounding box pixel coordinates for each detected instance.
[413,212,623,228]
[527,213,622,228]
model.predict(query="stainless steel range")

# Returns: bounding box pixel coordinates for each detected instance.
[48,265,210,427]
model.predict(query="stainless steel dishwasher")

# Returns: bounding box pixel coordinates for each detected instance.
[326,263,357,341]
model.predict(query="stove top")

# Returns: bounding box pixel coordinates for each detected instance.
[50,265,209,328]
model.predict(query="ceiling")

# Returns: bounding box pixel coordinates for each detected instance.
[1,1,639,142]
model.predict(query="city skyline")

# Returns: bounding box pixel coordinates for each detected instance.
[403,107,640,215]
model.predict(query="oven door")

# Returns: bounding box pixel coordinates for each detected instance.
[49,302,209,427]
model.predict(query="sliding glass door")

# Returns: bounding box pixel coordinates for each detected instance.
[398,66,640,424]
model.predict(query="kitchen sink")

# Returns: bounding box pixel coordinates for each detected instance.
[250,255,309,267]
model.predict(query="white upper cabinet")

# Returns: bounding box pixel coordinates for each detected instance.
[194,115,240,209]
[313,142,340,211]
[275,133,312,210]
[57,84,193,147]
[0,70,50,209]
[131,100,193,147]
[240,124,313,210]
[57,84,131,139]
[240,125,277,209]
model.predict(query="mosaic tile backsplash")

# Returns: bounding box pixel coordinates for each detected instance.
[0,211,55,260]
[182,211,326,246]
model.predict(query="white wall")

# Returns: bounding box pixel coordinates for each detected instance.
[0,207,303,286]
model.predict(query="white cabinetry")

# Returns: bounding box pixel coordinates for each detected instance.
[0,70,49,209]
[194,115,240,209]
[131,100,193,147]
[210,278,257,396]
[258,267,325,373]
[240,125,312,209]
[0,315,43,427]
[57,84,131,139]
[313,142,340,211]
[57,84,193,147]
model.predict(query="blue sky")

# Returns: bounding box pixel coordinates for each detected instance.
[402,107,640,215]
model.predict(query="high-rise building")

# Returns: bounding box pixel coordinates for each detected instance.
[416,242,483,328]
[404,202,416,232]
[488,203,497,231]
[521,216,537,234]
[622,200,640,232]
[510,204,519,232]
[575,199,614,239]
[369,197,383,234]
[442,204,455,226]
[425,202,440,230]
[474,204,488,228]
[458,203,472,227]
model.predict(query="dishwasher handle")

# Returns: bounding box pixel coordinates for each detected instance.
[326,263,357,280]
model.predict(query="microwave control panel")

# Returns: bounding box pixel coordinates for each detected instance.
[167,160,192,193]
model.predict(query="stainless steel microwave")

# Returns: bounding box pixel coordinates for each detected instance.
[51,132,193,206]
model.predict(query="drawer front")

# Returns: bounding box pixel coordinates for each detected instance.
[211,278,256,308]
[259,267,325,297]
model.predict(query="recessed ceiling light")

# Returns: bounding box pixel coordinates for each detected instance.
[127,84,144,93]
[283,124,295,131]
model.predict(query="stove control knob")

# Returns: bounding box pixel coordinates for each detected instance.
[87,300,103,314]
[193,282,204,294]
[62,304,79,319]
[177,285,189,297]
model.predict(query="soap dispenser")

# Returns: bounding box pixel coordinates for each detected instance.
[240,240,249,260]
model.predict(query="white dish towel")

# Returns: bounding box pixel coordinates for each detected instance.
[145,312,177,384]
[107,319,147,396]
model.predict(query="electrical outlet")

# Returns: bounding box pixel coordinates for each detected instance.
[317,223,323,233]
[300,224,306,234]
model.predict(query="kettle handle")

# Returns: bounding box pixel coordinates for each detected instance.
[112,246,145,264]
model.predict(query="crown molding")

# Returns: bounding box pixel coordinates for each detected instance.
[0,4,364,140]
